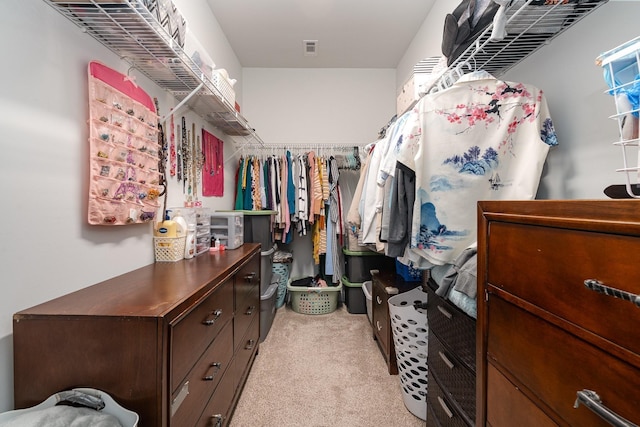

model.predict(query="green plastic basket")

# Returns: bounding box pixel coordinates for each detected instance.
[287,278,342,315]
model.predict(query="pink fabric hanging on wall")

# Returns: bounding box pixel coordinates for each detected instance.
[202,129,224,197]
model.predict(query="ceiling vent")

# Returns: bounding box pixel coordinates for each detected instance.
[303,40,318,56]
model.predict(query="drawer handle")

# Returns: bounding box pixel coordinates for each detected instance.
[376,320,382,331]
[245,305,256,316]
[574,389,637,427]
[437,305,452,319]
[437,396,454,419]
[376,296,382,305]
[245,339,256,350]
[202,309,223,326]
[438,351,455,370]
[202,362,222,381]
[244,272,257,282]
[584,279,640,309]
[211,414,225,427]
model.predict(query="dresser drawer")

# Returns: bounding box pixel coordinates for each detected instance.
[233,283,259,352]
[171,321,233,427]
[233,315,260,392]
[196,360,235,427]
[235,256,260,310]
[171,280,234,392]
[427,370,471,427]
[426,283,475,372]
[428,331,475,423]
[488,297,640,426]
[488,221,640,357]
[486,364,556,427]
[372,280,389,352]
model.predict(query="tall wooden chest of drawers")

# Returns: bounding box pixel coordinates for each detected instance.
[477,200,640,426]
[12,243,261,427]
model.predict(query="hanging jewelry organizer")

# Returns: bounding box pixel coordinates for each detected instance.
[88,61,161,225]
[596,37,640,199]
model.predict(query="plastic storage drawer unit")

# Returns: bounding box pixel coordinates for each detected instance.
[210,211,244,249]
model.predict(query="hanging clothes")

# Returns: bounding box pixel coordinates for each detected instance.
[409,70,558,265]
[327,156,343,284]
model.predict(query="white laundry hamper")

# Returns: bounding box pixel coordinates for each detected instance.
[388,286,428,421]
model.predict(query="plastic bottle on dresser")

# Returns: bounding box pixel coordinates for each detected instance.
[172,209,188,237]
[154,211,177,237]
[184,224,197,259]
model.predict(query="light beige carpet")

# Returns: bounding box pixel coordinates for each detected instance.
[229,304,425,427]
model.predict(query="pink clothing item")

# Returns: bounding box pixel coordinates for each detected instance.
[201,129,224,197]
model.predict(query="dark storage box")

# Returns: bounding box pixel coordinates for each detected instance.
[341,276,367,314]
[343,248,395,283]
[241,210,276,251]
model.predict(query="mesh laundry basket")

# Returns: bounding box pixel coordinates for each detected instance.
[287,278,342,315]
[388,286,428,421]
[272,262,290,308]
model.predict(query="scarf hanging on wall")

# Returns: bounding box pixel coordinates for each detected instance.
[201,129,224,197]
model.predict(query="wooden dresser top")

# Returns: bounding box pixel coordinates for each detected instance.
[14,243,260,319]
[478,199,640,235]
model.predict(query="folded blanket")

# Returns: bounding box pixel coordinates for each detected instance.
[0,406,122,427]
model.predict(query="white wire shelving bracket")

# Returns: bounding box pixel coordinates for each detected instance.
[43,0,264,146]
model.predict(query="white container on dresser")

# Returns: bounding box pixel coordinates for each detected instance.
[12,244,261,427]
[477,200,640,427]
[169,206,212,255]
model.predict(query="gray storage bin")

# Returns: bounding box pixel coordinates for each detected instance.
[260,280,279,342]
[260,247,275,294]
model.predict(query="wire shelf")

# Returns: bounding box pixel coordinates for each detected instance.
[431,0,608,93]
[44,0,262,143]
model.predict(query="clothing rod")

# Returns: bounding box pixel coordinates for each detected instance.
[246,143,366,149]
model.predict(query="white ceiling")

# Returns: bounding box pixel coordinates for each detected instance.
[206,0,436,69]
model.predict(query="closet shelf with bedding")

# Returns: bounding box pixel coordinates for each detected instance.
[43,0,264,145]
[430,0,609,94]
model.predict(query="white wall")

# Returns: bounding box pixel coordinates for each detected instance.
[501,1,639,199]
[241,68,396,279]
[0,0,242,412]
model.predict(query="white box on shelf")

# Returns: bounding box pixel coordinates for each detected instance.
[183,28,215,79]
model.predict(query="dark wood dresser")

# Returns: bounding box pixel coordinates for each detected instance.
[13,243,261,427]
[371,269,420,375]
[477,200,640,426]
[425,276,476,427]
